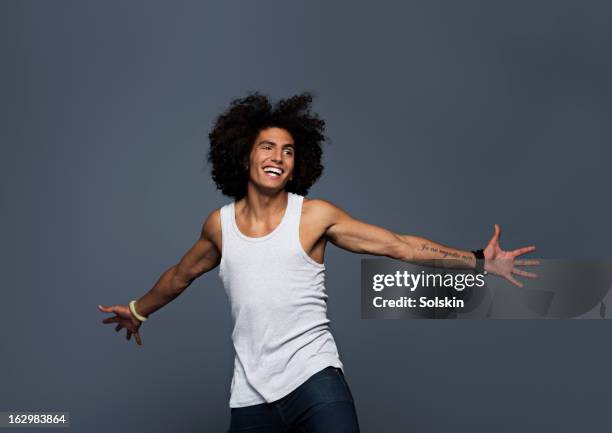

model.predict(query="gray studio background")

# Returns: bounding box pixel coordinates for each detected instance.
[2,1,611,432]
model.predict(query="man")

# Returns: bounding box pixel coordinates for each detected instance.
[98,92,537,432]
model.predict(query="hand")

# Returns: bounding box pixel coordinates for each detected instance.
[483,224,540,288]
[98,304,143,345]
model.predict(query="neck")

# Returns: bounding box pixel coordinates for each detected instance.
[240,184,289,221]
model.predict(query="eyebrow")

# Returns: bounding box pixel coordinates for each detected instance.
[259,140,294,148]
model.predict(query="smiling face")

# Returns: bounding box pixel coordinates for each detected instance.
[246,127,295,193]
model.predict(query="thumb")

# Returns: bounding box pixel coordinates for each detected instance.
[98,304,116,313]
[493,224,501,242]
[486,224,501,249]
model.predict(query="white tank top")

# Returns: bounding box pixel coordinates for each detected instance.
[218,192,344,408]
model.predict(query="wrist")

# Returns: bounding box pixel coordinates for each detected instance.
[129,300,148,323]
[129,313,143,326]
[471,249,487,275]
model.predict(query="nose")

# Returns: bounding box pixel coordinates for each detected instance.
[272,149,283,163]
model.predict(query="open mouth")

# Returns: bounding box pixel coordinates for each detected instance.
[262,166,283,178]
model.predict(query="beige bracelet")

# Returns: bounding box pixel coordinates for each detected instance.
[129,300,148,322]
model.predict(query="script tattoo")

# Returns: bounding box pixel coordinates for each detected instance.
[418,243,473,264]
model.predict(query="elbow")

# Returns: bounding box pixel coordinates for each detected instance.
[388,236,414,261]
[170,267,193,296]
[174,276,192,294]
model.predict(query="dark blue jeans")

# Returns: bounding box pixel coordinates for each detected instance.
[227,366,361,433]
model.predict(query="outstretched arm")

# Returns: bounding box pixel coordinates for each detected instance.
[314,200,538,287]
[99,210,222,345]
[315,200,476,268]
[133,209,222,318]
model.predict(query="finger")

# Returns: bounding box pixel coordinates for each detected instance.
[512,268,538,279]
[99,304,121,315]
[98,304,111,313]
[506,275,524,288]
[515,259,541,266]
[486,224,501,247]
[134,332,143,346]
[102,317,119,324]
[492,224,501,242]
[511,246,536,257]
[115,324,123,332]
[126,330,132,341]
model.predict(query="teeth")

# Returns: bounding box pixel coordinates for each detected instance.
[263,167,282,175]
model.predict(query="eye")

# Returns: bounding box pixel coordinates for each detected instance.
[284,148,294,156]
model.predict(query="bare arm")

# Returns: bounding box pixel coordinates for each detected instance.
[316,200,476,269]
[393,234,476,268]
[133,209,222,317]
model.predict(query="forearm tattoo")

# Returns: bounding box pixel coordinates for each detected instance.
[417,243,474,267]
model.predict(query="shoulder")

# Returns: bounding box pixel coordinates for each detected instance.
[302,197,347,225]
[303,197,336,213]
[201,208,222,240]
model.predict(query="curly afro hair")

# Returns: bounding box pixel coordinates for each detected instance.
[207,91,327,199]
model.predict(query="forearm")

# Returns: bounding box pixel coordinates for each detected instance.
[395,234,477,270]
[133,265,191,318]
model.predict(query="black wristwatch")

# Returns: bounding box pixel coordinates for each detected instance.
[472,249,487,275]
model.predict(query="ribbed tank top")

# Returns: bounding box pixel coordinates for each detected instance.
[218,192,344,408]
